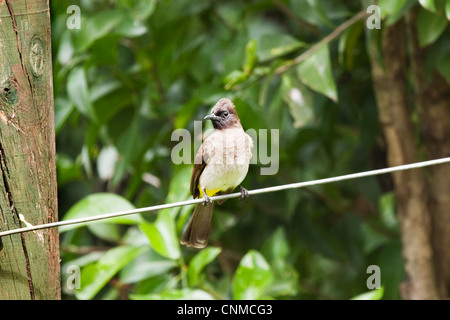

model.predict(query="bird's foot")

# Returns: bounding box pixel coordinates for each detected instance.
[202,188,212,206]
[239,185,249,200]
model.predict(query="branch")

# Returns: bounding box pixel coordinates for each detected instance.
[275,10,367,75]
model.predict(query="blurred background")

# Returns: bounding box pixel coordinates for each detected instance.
[50,0,450,300]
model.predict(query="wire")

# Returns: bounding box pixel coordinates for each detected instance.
[0,157,449,238]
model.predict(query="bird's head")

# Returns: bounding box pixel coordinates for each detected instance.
[204,98,241,130]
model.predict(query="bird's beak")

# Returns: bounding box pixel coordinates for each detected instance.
[204,113,220,121]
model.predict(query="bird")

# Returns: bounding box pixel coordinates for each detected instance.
[180,98,253,248]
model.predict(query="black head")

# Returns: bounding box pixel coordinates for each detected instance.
[204,98,242,130]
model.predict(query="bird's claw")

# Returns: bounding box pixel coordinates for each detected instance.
[239,186,249,200]
[202,190,212,206]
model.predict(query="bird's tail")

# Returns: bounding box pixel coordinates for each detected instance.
[180,202,214,249]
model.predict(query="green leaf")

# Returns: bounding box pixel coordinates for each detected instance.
[174,97,200,129]
[437,52,450,85]
[379,192,398,230]
[243,39,257,75]
[54,97,74,135]
[75,246,146,300]
[130,288,214,300]
[62,251,104,270]
[158,166,193,223]
[257,34,305,62]
[297,44,338,102]
[417,8,449,47]
[377,241,404,299]
[67,67,96,121]
[378,0,415,25]
[90,79,122,102]
[140,213,180,260]
[338,21,364,70]
[131,273,173,295]
[88,223,121,243]
[125,0,156,21]
[351,287,384,300]
[261,227,289,262]
[97,145,119,180]
[120,248,177,283]
[446,0,450,20]
[361,224,390,254]
[419,0,437,12]
[261,228,299,297]
[73,9,126,52]
[57,30,74,66]
[281,73,314,128]
[188,247,222,286]
[232,250,273,300]
[114,16,148,38]
[56,154,82,187]
[110,116,142,187]
[290,0,333,28]
[87,34,120,67]
[224,70,247,90]
[60,193,143,233]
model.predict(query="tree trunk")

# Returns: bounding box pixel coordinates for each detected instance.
[405,8,450,298]
[368,21,440,299]
[0,0,60,299]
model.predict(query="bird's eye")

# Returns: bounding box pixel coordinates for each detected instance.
[222,111,229,117]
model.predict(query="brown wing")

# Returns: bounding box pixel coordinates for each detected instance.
[190,162,205,199]
[190,137,213,198]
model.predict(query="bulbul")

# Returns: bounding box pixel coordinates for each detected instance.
[180,98,253,248]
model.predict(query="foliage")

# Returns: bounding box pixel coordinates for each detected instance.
[52,0,449,300]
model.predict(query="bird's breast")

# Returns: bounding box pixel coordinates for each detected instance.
[199,128,253,193]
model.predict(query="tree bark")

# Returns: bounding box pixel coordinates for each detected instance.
[0,0,60,299]
[368,21,440,299]
[405,8,450,298]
